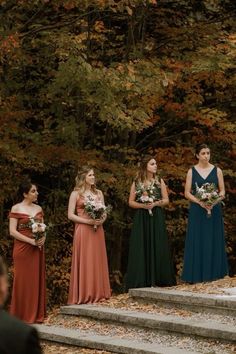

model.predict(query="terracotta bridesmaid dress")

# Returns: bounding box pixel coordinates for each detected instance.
[68,195,111,304]
[9,212,46,323]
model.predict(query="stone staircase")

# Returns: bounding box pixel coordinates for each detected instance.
[129,288,236,316]
[36,287,236,354]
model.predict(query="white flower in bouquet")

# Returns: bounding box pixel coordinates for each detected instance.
[18,217,47,250]
[195,182,221,217]
[140,195,153,203]
[135,181,161,216]
[31,222,39,233]
[28,218,47,250]
[84,195,112,231]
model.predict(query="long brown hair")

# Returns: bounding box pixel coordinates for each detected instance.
[135,155,158,183]
[0,256,7,277]
[74,165,97,195]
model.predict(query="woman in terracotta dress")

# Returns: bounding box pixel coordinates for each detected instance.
[9,180,46,323]
[68,166,111,304]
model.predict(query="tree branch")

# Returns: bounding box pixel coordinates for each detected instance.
[20,3,47,32]
[20,9,99,38]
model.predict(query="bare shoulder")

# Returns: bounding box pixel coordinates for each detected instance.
[216,166,223,175]
[69,191,80,204]
[96,189,104,197]
[33,204,42,212]
[70,190,79,198]
[184,169,192,185]
[186,168,193,177]
[11,203,22,213]
[130,181,136,191]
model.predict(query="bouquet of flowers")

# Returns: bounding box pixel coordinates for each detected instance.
[19,217,47,249]
[84,195,112,231]
[195,182,221,217]
[29,217,47,240]
[135,181,161,216]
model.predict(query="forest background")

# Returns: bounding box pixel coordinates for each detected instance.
[0,0,235,307]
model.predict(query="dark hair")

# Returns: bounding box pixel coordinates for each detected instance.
[136,155,157,182]
[0,256,7,277]
[17,179,35,200]
[195,143,210,157]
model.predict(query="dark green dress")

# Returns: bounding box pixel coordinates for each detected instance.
[126,183,176,290]
[182,166,228,283]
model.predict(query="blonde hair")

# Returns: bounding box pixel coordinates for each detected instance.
[74,165,97,195]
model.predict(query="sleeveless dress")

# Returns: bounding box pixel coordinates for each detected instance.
[126,183,176,290]
[182,166,228,283]
[68,194,111,304]
[9,212,46,323]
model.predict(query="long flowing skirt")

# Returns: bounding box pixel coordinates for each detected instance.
[126,207,176,290]
[68,223,111,304]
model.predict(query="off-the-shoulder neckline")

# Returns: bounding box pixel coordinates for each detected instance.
[9,211,43,218]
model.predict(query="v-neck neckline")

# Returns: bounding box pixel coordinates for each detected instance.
[193,166,215,180]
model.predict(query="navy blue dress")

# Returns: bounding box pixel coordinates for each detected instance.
[182,166,228,283]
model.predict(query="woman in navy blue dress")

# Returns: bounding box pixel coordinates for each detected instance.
[182,144,228,283]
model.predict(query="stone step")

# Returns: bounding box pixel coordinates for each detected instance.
[35,324,198,354]
[60,304,236,343]
[129,288,236,316]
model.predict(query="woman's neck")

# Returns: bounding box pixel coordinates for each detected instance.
[84,186,93,193]
[146,172,154,181]
[197,161,211,169]
[21,200,33,207]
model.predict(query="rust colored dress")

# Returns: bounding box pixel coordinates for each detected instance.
[68,195,111,304]
[9,212,46,323]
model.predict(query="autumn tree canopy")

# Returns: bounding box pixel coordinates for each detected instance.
[0,0,235,305]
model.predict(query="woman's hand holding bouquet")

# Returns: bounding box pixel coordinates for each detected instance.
[84,196,112,231]
[135,181,161,216]
[195,182,223,217]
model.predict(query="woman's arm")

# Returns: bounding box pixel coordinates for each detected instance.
[9,206,46,248]
[154,179,169,207]
[184,169,200,203]
[98,190,107,224]
[9,208,36,246]
[184,168,209,209]
[67,191,95,225]
[128,182,153,210]
[217,167,225,199]
[9,218,36,245]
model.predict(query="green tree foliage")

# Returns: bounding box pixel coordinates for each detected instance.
[0,0,235,306]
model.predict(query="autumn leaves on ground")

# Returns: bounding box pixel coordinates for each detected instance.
[42,276,236,354]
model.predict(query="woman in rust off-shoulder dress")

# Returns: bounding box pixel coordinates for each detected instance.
[67,166,111,304]
[9,179,46,323]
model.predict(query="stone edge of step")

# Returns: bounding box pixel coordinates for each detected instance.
[34,324,199,354]
[60,304,236,342]
[128,288,236,309]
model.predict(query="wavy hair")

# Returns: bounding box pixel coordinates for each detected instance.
[74,165,97,195]
[0,256,7,277]
[135,155,159,183]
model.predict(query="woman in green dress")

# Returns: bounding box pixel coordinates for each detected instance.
[126,156,176,290]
